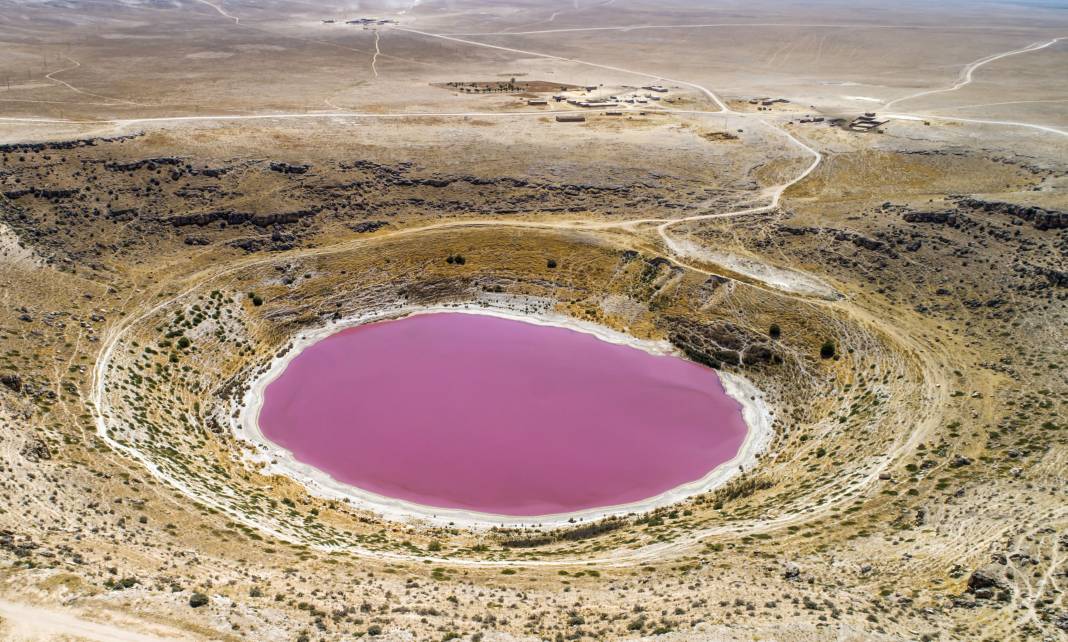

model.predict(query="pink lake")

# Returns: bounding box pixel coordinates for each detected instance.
[258,312,749,517]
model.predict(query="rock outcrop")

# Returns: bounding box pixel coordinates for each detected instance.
[166,209,318,227]
[0,133,141,154]
[269,162,310,175]
[664,316,781,368]
[957,197,1067,230]
[104,157,184,172]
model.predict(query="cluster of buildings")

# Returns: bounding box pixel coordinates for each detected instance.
[849,112,887,132]
[552,89,667,109]
[562,98,618,108]
[321,18,397,26]
[748,97,791,110]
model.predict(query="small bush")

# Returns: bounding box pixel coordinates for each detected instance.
[711,475,775,504]
[547,259,558,269]
[189,592,209,608]
[820,340,836,359]
[769,323,781,339]
[107,576,138,591]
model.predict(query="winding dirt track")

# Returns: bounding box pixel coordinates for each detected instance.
[43,55,145,107]
[192,0,239,24]
[883,36,1066,110]
[371,30,381,77]
[395,27,729,112]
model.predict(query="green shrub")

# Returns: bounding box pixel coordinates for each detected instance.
[189,592,209,608]
[820,340,836,359]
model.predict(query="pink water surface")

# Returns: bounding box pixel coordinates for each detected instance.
[258,312,749,517]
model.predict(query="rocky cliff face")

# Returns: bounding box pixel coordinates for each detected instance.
[164,209,319,227]
[0,144,745,265]
[957,197,1067,230]
[663,316,782,369]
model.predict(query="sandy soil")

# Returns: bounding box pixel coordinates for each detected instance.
[0,599,200,642]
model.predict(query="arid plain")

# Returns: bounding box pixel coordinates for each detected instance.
[0,0,1066,640]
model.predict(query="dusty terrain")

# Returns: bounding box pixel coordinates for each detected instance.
[0,1,1065,641]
